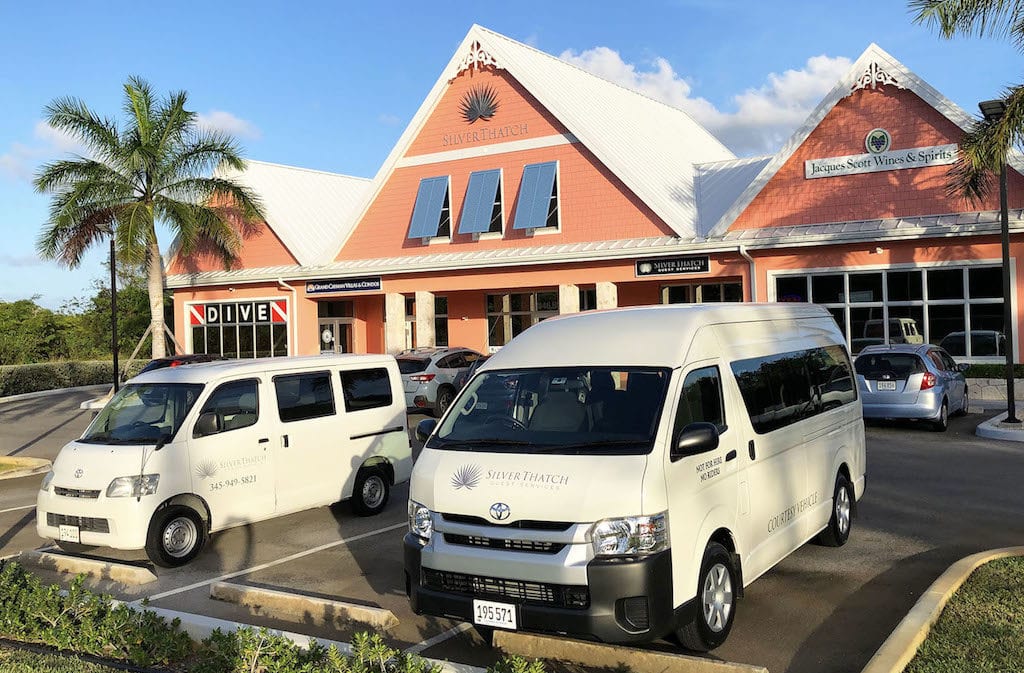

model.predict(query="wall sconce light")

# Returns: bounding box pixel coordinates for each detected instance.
[874,247,884,254]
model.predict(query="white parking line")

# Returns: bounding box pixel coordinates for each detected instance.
[404,622,474,654]
[0,504,35,515]
[137,521,407,604]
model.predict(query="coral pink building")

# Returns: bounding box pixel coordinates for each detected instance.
[167,26,1023,364]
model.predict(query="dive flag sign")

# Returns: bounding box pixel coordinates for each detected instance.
[188,300,288,326]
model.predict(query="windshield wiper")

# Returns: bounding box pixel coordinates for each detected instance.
[438,438,534,448]
[534,439,646,453]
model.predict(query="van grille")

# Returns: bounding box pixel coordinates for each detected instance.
[444,534,565,554]
[54,487,101,499]
[46,513,109,533]
[422,568,589,609]
[440,513,573,531]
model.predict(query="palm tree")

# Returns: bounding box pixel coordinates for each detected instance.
[911,0,1024,200]
[35,76,265,359]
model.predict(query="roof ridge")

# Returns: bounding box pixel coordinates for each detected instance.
[242,158,371,181]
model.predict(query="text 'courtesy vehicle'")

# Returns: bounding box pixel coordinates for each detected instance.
[37,354,412,567]
[404,303,866,651]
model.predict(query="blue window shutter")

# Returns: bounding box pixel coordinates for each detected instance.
[408,177,449,239]
[513,162,557,230]
[458,169,502,234]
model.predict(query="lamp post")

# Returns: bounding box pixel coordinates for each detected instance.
[979,99,1019,423]
[109,235,119,393]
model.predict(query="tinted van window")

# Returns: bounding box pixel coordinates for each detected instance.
[274,372,335,422]
[340,368,393,412]
[194,379,259,437]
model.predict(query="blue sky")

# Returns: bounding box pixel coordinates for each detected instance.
[1,0,1020,310]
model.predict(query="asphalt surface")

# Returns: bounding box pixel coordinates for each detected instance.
[3,389,1024,672]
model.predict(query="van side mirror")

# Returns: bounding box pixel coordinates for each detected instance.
[194,412,221,438]
[416,418,438,443]
[671,422,719,462]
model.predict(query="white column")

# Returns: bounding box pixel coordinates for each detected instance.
[415,291,435,348]
[559,284,580,315]
[385,293,406,354]
[596,282,618,309]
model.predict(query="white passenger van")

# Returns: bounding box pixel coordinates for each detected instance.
[37,354,411,567]
[404,304,865,650]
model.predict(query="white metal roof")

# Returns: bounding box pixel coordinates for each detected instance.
[694,156,773,238]
[211,160,373,267]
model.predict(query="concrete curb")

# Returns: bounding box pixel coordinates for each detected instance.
[0,457,51,481]
[975,408,1024,442]
[18,550,158,586]
[493,631,769,673]
[210,581,400,630]
[0,384,109,406]
[861,546,1024,673]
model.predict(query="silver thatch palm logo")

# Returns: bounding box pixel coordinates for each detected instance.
[194,460,219,480]
[459,85,499,124]
[451,464,483,490]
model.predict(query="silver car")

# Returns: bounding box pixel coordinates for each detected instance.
[397,347,483,417]
[854,344,969,431]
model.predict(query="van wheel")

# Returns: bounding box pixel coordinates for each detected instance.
[352,467,390,516]
[676,542,736,651]
[815,474,853,547]
[435,386,455,417]
[931,400,949,432]
[145,505,206,568]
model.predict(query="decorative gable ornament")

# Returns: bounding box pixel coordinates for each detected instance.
[849,61,905,95]
[455,40,502,77]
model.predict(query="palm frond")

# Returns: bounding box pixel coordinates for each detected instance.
[946,84,1024,203]
[43,97,120,161]
[123,76,155,145]
[910,0,1024,47]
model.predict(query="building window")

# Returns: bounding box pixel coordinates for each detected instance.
[662,282,743,304]
[435,296,448,347]
[773,265,1005,360]
[458,169,503,235]
[486,291,559,350]
[512,162,559,231]
[405,297,416,350]
[408,176,451,240]
[318,301,354,318]
[190,300,288,359]
[579,287,598,311]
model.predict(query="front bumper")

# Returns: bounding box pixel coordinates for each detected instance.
[36,487,154,550]
[404,533,677,643]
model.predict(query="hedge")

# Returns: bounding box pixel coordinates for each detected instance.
[0,360,153,398]
[0,561,546,673]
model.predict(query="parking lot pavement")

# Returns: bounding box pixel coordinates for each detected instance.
[7,392,1024,673]
[0,387,99,461]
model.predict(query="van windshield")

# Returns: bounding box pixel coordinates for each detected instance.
[428,367,670,455]
[81,383,205,445]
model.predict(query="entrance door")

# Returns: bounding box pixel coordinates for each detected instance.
[319,320,353,354]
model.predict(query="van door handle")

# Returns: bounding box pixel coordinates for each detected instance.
[725,450,737,462]
[258,438,269,444]
[748,440,756,460]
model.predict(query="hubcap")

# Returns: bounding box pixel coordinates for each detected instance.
[836,486,851,536]
[702,562,733,633]
[362,475,385,509]
[162,516,198,558]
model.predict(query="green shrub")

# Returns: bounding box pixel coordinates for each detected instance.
[0,361,114,397]
[964,364,1024,379]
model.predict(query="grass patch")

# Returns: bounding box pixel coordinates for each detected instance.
[0,645,124,672]
[905,556,1024,673]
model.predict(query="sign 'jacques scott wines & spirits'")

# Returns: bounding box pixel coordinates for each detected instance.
[805,144,958,179]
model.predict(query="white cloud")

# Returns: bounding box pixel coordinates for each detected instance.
[378,113,402,127]
[0,122,87,181]
[559,47,851,156]
[0,253,45,268]
[195,110,262,140]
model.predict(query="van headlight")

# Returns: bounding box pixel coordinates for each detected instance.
[40,470,55,492]
[106,475,160,498]
[408,501,433,541]
[591,512,669,556]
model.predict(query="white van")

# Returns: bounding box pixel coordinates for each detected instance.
[404,304,865,651]
[37,354,412,567]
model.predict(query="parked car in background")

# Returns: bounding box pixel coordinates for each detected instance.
[863,318,924,345]
[397,347,483,417]
[938,330,1006,357]
[453,354,490,390]
[854,344,969,431]
[137,353,226,375]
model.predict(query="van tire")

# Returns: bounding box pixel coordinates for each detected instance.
[931,400,949,432]
[815,474,853,547]
[145,505,206,568]
[435,386,455,417]
[352,467,390,516]
[676,541,737,651]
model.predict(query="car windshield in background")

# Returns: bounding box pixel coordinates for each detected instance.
[81,383,204,445]
[398,358,430,374]
[854,353,925,379]
[429,367,671,455]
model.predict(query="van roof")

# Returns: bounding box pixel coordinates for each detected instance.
[129,353,396,385]
[486,303,835,370]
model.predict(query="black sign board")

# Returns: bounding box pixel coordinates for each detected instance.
[635,256,710,277]
[306,277,382,294]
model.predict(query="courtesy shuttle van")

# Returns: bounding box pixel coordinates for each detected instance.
[405,304,865,651]
[37,354,412,567]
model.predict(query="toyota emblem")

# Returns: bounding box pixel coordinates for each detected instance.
[489,502,511,521]
[74,468,84,479]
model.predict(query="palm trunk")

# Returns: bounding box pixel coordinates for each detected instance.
[147,239,167,359]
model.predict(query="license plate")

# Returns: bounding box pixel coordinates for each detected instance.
[58,524,80,543]
[472,599,517,630]
[877,381,897,391]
